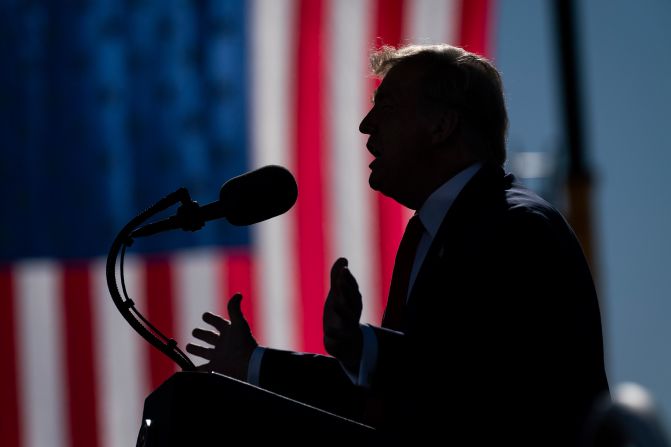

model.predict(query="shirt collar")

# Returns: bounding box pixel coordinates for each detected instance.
[417,163,482,238]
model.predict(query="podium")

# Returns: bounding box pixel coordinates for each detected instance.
[137,372,377,446]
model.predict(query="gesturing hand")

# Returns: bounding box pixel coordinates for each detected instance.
[323,258,363,373]
[186,293,258,381]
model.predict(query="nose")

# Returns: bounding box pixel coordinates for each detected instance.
[359,108,374,135]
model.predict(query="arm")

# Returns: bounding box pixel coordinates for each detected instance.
[468,209,608,445]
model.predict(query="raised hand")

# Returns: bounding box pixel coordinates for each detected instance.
[323,258,363,372]
[186,293,258,381]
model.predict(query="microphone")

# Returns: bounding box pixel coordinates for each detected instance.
[131,165,298,238]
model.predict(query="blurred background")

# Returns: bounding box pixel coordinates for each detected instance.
[0,0,670,446]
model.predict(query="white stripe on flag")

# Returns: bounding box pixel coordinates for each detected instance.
[327,0,381,325]
[16,260,67,447]
[405,0,461,45]
[173,248,220,367]
[250,0,299,351]
[92,257,148,447]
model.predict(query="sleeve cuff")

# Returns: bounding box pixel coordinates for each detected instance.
[340,324,378,388]
[247,346,266,385]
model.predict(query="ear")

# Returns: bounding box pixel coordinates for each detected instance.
[430,110,458,145]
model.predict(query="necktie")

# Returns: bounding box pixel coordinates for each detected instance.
[382,215,425,331]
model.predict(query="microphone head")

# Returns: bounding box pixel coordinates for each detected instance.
[219,165,298,226]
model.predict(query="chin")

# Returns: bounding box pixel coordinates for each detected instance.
[369,175,417,208]
[368,170,377,186]
[368,172,385,193]
[368,177,396,201]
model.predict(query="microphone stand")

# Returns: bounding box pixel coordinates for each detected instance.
[107,179,379,446]
[106,187,198,371]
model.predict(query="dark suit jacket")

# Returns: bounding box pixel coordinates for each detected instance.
[258,164,609,445]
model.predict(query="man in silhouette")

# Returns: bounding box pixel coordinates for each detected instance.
[187,44,609,445]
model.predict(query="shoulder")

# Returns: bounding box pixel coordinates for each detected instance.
[439,165,580,255]
[498,181,591,276]
[503,180,570,236]
[458,164,567,230]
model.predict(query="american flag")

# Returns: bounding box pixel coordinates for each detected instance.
[0,1,494,445]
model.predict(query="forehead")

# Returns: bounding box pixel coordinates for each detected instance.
[375,61,425,101]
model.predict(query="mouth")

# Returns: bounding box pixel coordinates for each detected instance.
[367,144,380,169]
[366,142,381,157]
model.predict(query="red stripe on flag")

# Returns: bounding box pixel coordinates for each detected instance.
[0,265,21,447]
[372,0,408,319]
[374,0,406,48]
[62,262,100,447]
[294,0,329,354]
[144,256,178,390]
[222,250,257,336]
[458,0,494,56]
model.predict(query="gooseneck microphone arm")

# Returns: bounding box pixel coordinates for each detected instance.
[129,194,225,239]
[106,187,197,371]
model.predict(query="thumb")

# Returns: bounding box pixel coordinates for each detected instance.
[227,293,246,324]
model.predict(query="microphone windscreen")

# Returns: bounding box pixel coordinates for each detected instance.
[219,165,298,226]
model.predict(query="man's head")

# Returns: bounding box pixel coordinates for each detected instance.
[359,44,508,209]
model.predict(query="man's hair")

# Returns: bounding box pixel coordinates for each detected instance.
[370,44,508,167]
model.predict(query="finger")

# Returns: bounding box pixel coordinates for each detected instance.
[330,258,348,285]
[202,312,231,332]
[340,267,361,296]
[192,328,220,345]
[334,265,361,305]
[227,293,246,324]
[185,343,214,360]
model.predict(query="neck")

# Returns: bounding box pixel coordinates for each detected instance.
[410,156,479,209]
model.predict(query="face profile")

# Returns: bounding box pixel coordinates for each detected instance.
[359,62,437,210]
